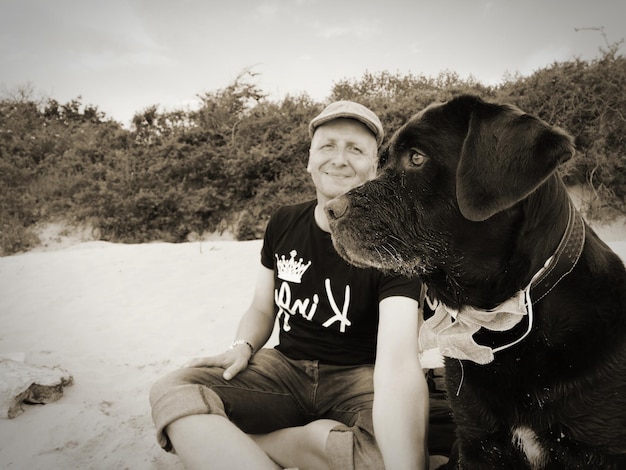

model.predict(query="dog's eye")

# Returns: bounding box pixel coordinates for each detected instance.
[409,149,427,167]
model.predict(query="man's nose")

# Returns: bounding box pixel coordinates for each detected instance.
[331,147,348,164]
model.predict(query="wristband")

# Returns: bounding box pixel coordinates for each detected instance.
[230,339,254,355]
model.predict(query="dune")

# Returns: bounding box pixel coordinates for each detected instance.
[0,217,624,469]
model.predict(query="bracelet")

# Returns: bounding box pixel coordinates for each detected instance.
[230,339,255,355]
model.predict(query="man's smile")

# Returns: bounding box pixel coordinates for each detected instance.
[324,171,352,178]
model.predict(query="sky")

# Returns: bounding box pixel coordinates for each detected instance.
[1,0,624,127]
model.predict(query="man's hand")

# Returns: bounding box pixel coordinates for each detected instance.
[185,344,253,380]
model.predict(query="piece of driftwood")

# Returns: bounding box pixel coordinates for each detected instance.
[0,358,73,419]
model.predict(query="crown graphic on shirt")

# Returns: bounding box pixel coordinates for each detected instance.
[275,250,311,284]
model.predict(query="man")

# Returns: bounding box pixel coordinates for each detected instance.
[150,101,431,469]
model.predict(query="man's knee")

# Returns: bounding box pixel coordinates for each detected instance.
[150,366,226,406]
[150,367,195,406]
[326,422,382,470]
[149,369,181,408]
[149,367,227,450]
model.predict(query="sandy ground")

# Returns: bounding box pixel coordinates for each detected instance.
[0,217,624,469]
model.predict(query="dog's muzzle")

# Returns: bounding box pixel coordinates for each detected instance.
[325,196,349,222]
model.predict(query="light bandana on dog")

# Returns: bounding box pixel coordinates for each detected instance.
[419,201,585,365]
[419,282,534,364]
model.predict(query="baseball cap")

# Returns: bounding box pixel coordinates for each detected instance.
[308,100,384,147]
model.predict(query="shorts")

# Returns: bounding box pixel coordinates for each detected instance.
[150,348,382,470]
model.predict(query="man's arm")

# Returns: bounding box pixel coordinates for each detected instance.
[373,296,429,470]
[186,265,277,380]
[232,265,277,353]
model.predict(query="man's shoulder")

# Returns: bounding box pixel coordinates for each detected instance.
[276,199,316,214]
[264,199,316,241]
[271,199,316,222]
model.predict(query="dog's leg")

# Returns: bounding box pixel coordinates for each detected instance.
[445,361,530,469]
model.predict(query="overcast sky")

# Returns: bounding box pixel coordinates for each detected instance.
[1,0,624,126]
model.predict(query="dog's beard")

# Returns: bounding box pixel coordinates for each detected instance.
[330,230,427,278]
[326,176,453,278]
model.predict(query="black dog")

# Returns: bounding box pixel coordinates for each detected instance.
[326,95,626,469]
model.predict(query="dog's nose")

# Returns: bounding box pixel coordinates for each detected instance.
[325,197,349,220]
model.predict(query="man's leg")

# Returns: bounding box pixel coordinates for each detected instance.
[150,349,310,468]
[168,414,281,470]
[251,419,341,470]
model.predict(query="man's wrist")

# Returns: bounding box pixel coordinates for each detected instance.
[230,339,255,355]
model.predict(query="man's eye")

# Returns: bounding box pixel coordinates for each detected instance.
[410,149,427,167]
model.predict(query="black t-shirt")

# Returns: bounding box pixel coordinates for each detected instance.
[261,200,422,365]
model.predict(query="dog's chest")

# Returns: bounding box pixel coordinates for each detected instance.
[512,426,548,469]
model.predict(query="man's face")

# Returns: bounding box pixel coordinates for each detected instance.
[308,118,378,204]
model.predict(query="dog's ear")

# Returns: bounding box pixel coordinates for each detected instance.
[456,102,575,221]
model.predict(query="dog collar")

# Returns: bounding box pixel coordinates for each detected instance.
[529,201,585,304]
[419,201,586,364]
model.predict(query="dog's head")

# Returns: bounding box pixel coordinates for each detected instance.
[326,95,575,303]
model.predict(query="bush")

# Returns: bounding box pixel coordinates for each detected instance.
[496,43,626,219]
[1,47,624,255]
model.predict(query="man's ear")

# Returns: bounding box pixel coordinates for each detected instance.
[456,104,575,221]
